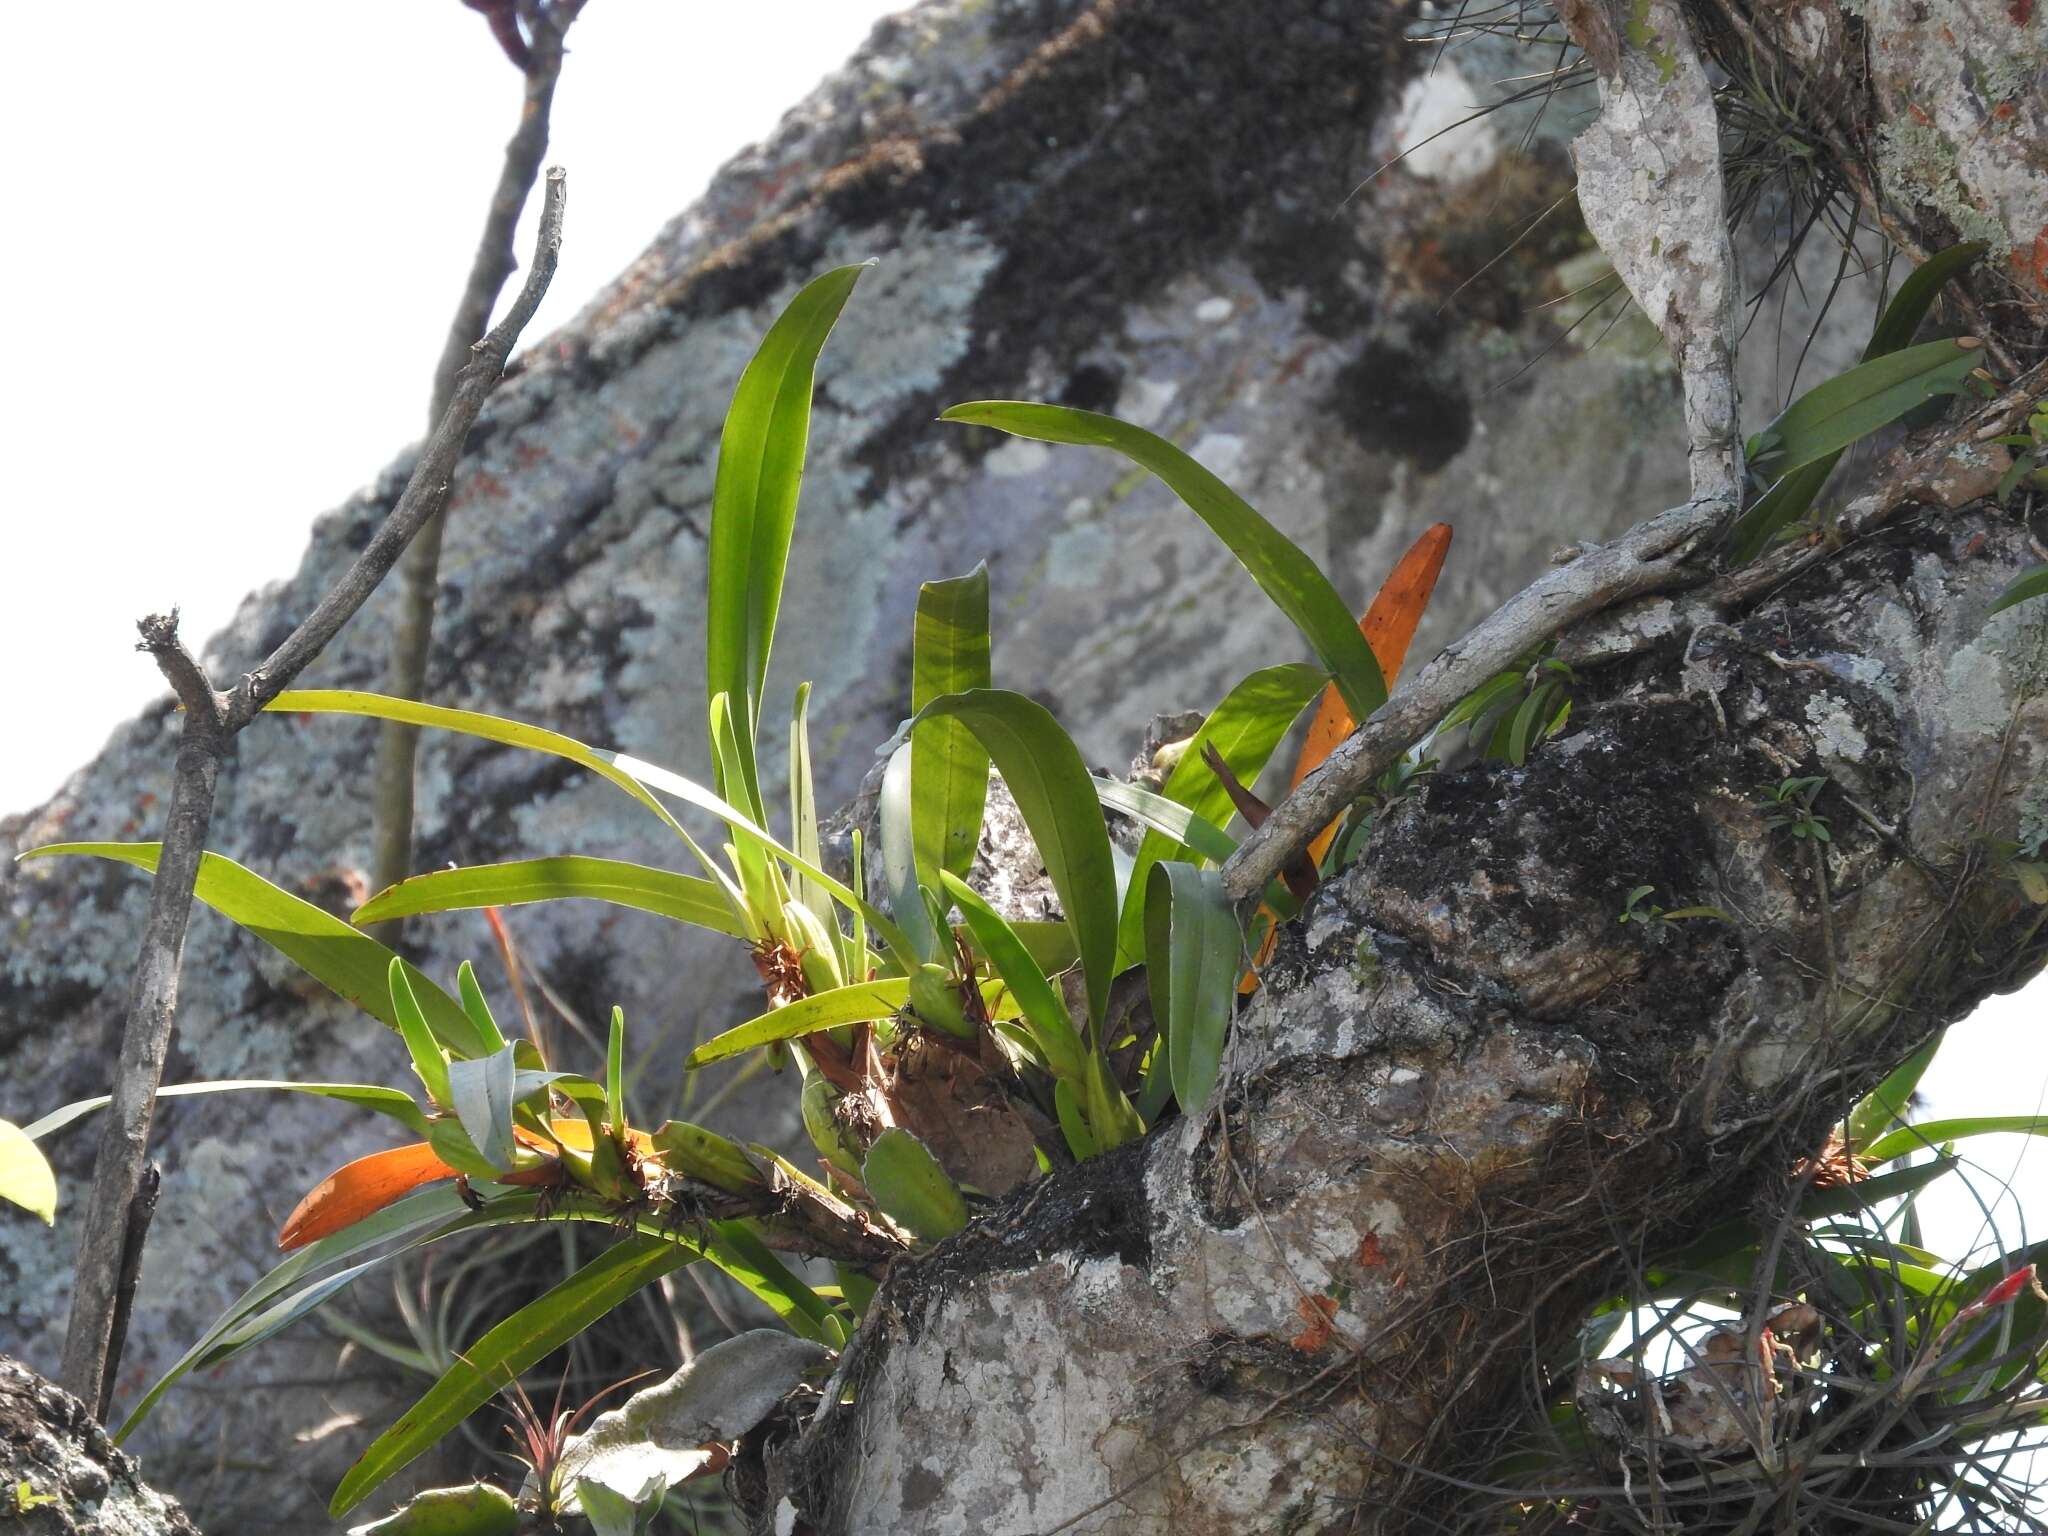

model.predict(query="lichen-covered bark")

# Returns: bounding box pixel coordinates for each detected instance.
[0,1357,197,1536]
[766,441,2047,1535]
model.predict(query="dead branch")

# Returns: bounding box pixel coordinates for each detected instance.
[58,169,569,1416]
[370,0,584,914]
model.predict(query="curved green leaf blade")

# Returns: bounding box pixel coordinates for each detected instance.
[913,689,1118,1028]
[1751,337,1982,480]
[1846,1033,1943,1152]
[1090,778,1237,865]
[27,1080,431,1146]
[118,1185,547,1439]
[1114,663,1326,966]
[912,565,992,884]
[454,962,508,1056]
[332,1233,694,1516]
[1862,1116,2048,1169]
[20,843,486,1059]
[939,872,1085,1084]
[706,263,869,818]
[1989,564,2048,617]
[1866,241,1986,357]
[701,1219,837,1341]
[0,1118,56,1223]
[390,960,452,1109]
[683,979,911,1069]
[1143,863,1240,1116]
[939,402,1385,720]
[354,857,743,937]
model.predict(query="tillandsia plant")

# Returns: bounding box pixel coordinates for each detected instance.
[20,262,1458,1527]
[1507,1031,2048,1535]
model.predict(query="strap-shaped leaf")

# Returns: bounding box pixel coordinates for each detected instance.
[354,857,742,937]
[1143,863,1240,1116]
[912,565,992,884]
[940,872,1086,1084]
[346,1482,519,1536]
[913,689,1118,1029]
[1990,564,2048,617]
[1845,1032,1943,1152]
[706,263,870,819]
[939,402,1386,720]
[1751,336,1982,478]
[331,1233,694,1516]
[1113,663,1326,966]
[683,979,911,1068]
[454,962,508,1056]
[1729,244,1986,562]
[20,842,488,1059]
[25,1079,429,1144]
[1861,1116,2048,1169]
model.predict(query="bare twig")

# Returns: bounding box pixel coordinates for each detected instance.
[369,0,583,915]
[1221,495,1726,901]
[96,1161,160,1424]
[59,169,569,1415]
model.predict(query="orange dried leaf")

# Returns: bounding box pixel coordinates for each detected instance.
[1241,523,1454,992]
[1290,1294,1340,1354]
[278,1142,462,1250]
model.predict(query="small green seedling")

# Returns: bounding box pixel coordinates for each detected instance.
[1763,776,1832,842]
[1992,398,2048,508]
[1616,885,1729,940]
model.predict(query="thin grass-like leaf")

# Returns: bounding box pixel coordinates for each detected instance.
[1989,564,2048,617]
[683,979,911,1068]
[354,857,743,937]
[939,402,1386,719]
[26,1079,429,1144]
[330,1233,694,1515]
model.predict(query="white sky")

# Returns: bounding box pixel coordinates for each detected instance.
[2,0,899,817]
[5,0,2046,1443]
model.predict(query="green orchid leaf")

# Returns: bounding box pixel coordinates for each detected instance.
[1989,564,2048,617]
[912,565,993,884]
[331,1233,694,1516]
[354,857,743,938]
[445,1044,519,1173]
[1090,778,1237,865]
[24,1080,430,1145]
[683,979,911,1069]
[346,1482,520,1536]
[1729,243,1986,563]
[0,1119,56,1224]
[454,962,508,1056]
[879,744,942,963]
[939,402,1386,720]
[1862,1116,2048,1169]
[1143,862,1240,1116]
[1115,663,1326,966]
[939,871,1086,1084]
[1846,1033,1943,1152]
[913,689,1119,1030]
[706,263,869,819]
[389,959,453,1110]
[20,842,486,1059]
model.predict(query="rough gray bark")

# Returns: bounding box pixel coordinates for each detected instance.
[1,0,2037,1528]
[0,1357,197,1536]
